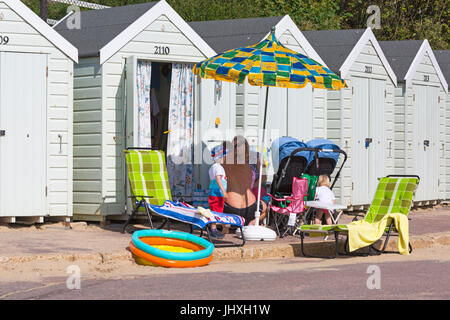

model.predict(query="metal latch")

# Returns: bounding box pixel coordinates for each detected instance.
[424,140,430,147]
[0,130,5,137]
[365,138,373,148]
[58,134,63,154]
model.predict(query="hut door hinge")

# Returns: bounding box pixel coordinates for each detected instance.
[384,90,387,98]
[45,186,48,197]
[352,87,354,95]
[438,96,441,103]
[413,94,415,102]
[352,182,354,190]
[46,67,48,78]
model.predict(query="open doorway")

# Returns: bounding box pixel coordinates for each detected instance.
[150,62,172,152]
[132,60,196,199]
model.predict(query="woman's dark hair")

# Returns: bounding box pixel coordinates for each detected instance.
[232,135,250,164]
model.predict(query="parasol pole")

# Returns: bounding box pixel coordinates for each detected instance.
[241,26,276,241]
[243,82,275,241]
[254,85,270,225]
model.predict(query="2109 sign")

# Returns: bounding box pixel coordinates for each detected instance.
[0,36,10,45]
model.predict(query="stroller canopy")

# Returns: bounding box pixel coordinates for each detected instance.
[305,139,341,175]
[306,139,341,163]
[271,137,311,173]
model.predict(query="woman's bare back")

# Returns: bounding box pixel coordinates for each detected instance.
[222,163,256,209]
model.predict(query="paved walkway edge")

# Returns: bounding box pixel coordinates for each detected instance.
[1,232,449,265]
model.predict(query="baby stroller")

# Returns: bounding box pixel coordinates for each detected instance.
[302,139,347,226]
[269,137,347,237]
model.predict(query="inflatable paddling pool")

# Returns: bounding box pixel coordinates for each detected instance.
[130,229,214,268]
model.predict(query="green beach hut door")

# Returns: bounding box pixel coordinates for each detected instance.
[413,85,440,201]
[261,86,288,141]
[287,86,313,142]
[0,52,47,217]
[352,77,386,205]
[260,86,314,144]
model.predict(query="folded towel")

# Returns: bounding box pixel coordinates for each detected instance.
[347,212,409,255]
[197,207,214,219]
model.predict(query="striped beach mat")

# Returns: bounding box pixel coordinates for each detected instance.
[149,201,245,229]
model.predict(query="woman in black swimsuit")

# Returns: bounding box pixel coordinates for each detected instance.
[222,136,267,226]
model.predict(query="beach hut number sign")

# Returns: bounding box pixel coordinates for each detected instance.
[154,46,170,55]
[0,36,9,45]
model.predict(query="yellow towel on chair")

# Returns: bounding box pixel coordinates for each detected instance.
[347,212,410,255]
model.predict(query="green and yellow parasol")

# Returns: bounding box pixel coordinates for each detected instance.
[194,29,345,90]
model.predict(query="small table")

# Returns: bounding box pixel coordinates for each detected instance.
[305,201,348,239]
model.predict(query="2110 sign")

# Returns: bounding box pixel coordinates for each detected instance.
[154,46,170,55]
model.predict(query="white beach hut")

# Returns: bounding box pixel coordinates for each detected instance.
[380,40,448,205]
[0,0,77,223]
[434,50,450,200]
[190,15,330,180]
[55,1,219,221]
[303,28,398,209]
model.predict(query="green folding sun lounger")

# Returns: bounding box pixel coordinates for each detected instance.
[122,148,173,233]
[121,148,246,247]
[298,175,420,258]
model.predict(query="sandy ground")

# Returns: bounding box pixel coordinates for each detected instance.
[1,241,449,286]
[1,246,450,300]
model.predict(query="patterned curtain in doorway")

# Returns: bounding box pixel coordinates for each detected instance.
[136,60,152,147]
[167,63,194,200]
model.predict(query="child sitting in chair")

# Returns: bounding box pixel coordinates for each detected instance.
[314,175,335,225]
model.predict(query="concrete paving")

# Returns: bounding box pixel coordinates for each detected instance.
[1,206,450,301]
[0,205,449,265]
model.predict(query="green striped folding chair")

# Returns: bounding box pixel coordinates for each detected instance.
[303,174,319,202]
[122,148,172,233]
[299,175,420,258]
[301,174,319,225]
